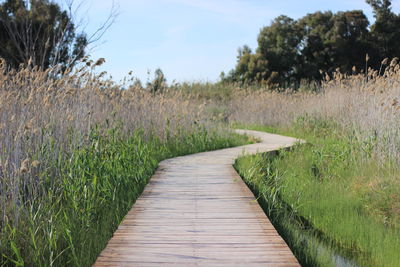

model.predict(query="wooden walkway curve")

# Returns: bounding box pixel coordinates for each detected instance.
[94,130,301,266]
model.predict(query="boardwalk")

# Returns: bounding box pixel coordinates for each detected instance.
[94,130,301,266]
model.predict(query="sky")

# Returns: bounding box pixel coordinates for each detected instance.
[78,0,400,84]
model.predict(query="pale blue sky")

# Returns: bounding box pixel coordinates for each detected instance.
[81,0,400,83]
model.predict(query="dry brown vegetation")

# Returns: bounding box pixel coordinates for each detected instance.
[227,59,400,161]
[0,59,246,266]
[0,59,206,211]
[0,58,211,177]
[226,62,400,229]
[229,60,400,267]
[1,54,400,266]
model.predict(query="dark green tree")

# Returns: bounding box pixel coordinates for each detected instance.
[297,11,335,80]
[237,45,252,60]
[297,11,372,77]
[147,68,167,94]
[225,0,400,87]
[330,10,371,72]
[0,0,87,69]
[367,0,400,60]
[225,45,277,84]
[257,15,303,84]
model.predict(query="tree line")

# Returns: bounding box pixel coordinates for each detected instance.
[223,0,400,86]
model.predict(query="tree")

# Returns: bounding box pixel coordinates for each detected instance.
[257,15,302,83]
[224,45,275,85]
[237,45,252,60]
[147,68,167,94]
[330,10,371,72]
[0,0,86,69]
[367,0,400,60]
[0,0,117,70]
[225,2,399,87]
[297,11,335,80]
[367,0,393,19]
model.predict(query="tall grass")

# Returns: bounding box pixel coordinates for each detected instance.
[174,62,400,163]
[235,122,400,267]
[0,60,249,266]
[212,61,400,266]
[3,54,400,266]
[227,59,400,162]
[235,152,344,267]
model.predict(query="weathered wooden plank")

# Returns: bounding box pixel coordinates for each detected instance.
[95,261,299,267]
[93,130,301,266]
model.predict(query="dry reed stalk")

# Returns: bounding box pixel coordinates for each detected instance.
[0,61,217,227]
[227,64,400,161]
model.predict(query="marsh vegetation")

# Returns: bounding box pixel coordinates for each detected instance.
[1,0,400,266]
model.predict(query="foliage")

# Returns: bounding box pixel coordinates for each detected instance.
[0,125,248,266]
[227,64,400,265]
[0,61,250,266]
[235,122,400,267]
[0,0,87,69]
[169,65,400,266]
[367,0,400,60]
[147,68,167,94]
[225,0,400,86]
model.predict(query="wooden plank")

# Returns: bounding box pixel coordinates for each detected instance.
[93,130,302,266]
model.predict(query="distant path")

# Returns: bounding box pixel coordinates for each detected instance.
[94,130,301,266]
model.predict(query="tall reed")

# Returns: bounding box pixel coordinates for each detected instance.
[227,60,400,162]
[0,60,246,266]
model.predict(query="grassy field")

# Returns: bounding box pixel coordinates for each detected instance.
[234,121,400,267]
[225,65,400,266]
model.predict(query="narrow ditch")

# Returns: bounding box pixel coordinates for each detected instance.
[234,149,361,267]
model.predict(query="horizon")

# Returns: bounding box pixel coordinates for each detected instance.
[82,0,400,84]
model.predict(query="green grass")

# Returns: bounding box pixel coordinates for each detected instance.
[0,125,250,266]
[234,119,400,267]
[172,82,235,101]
